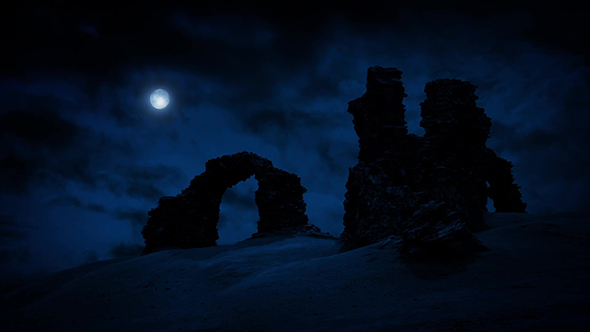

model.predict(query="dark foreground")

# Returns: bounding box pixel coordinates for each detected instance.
[2,213,589,331]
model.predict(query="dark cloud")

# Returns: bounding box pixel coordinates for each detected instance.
[126,183,165,201]
[44,195,108,213]
[108,106,139,127]
[221,189,257,210]
[0,107,135,194]
[519,5,590,64]
[79,23,99,38]
[2,1,191,77]
[4,1,589,81]
[0,107,83,194]
[109,243,144,259]
[45,195,84,208]
[0,216,35,265]
[242,109,339,136]
[86,203,107,213]
[0,217,28,241]
[116,164,186,201]
[489,122,561,155]
[486,72,590,214]
[0,215,19,227]
[316,140,353,174]
[0,215,37,242]
[115,164,186,184]
[115,209,149,227]
[171,12,276,47]
[0,155,37,194]
[0,108,79,147]
[0,104,186,202]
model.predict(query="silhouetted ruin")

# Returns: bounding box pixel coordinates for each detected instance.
[142,152,311,254]
[142,67,526,258]
[342,66,526,256]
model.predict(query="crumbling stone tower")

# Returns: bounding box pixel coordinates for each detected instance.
[342,66,526,255]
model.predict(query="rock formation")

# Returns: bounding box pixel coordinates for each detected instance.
[342,66,526,256]
[141,152,310,254]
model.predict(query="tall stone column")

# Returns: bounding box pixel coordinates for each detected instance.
[418,79,492,230]
[348,66,408,165]
[342,66,413,246]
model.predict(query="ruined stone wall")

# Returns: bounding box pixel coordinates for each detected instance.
[142,152,309,254]
[342,67,414,247]
[342,66,526,256]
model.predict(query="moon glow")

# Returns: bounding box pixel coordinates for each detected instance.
[150,89,170,109]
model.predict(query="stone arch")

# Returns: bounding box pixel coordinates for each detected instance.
[141,152,309,254]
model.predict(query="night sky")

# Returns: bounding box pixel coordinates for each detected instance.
[1,1,589,284]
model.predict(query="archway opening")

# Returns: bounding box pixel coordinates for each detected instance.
[217,176,259,245]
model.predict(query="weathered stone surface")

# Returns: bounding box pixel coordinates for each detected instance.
[418,78,493,231]
[342,161,412,247]
[348,66,408,164]
[342,66,526,257]
[141,152,312,254]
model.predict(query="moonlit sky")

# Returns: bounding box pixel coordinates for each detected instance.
[1,0,589,283]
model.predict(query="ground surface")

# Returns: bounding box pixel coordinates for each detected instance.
[2,213,589,331]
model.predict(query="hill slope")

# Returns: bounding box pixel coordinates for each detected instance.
[2,213,590,331]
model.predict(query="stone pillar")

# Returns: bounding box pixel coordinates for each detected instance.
[342,66,413,246]
[418,79,492,230]
[348,66,408,164]
[255,168,308,233]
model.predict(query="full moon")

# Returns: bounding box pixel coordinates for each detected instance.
[150,89,170,109]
